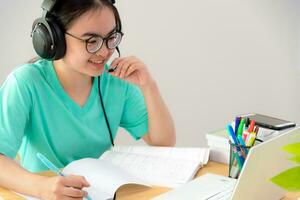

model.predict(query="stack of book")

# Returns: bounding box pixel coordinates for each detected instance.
[205,129,230,164]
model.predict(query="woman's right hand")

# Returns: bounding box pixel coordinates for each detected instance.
[38,175,90,200]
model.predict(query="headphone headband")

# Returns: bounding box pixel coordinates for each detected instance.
[41,0,56,12]
[41,0,115,15]
[40,0,116,18]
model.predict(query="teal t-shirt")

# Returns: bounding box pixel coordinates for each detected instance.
[0,59,148,172]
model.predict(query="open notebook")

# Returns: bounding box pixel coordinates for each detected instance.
[18,145,209,200]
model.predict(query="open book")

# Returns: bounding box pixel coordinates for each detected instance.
[20,146,210,200]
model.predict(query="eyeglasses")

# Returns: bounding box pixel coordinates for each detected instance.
[65,31,123,54]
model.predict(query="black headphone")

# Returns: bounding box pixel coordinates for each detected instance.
[31,0,118,61]
[31,0,65,60]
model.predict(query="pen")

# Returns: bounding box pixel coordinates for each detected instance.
[242,130,249,142]
[237,118,245,137]
[37,153,64,176]
[226,124,244,167]
[246,133,256,147]
[234,117,241,135]
[244,117,250,130]
[37,153,92,200]
[237,135,246,146]
[254,126,259,134]
[248,120,255,132]
[237,135,248,155]
[226,124,239,145]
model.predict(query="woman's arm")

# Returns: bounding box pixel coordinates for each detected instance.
[140,80,176,146]
[0,154,90,199]
[110,56,176,146]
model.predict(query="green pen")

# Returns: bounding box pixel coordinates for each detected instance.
[237,118,245,137]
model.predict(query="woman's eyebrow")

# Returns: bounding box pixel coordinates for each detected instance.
[81,32,99,38]
[81,27,117,38]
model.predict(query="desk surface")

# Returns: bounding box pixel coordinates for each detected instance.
[0,161,299,200]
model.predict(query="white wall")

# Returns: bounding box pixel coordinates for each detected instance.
[0,0,40,80]
[1,0,299,147]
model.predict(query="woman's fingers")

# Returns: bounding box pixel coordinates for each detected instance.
[125,64,139,78]
[63,175,90,188]
[62,176,90,199]
[110,57,140,78]
[119,60,141,78]
[110,57,123,69]
[41,175,90,200]
[62,197,83,200]
[62,186,88,198]
[108,55,152,87]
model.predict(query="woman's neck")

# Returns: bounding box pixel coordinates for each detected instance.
[53,60,93,106]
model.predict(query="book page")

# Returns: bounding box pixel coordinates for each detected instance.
[111,146,210,163]
[62,158,150,199]
[100,147,210,188]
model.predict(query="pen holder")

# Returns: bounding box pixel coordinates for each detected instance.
[228,141,251,179]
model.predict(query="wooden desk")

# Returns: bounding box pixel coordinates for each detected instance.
[0,161,299,200]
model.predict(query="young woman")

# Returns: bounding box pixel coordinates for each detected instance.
[0,0,175,199]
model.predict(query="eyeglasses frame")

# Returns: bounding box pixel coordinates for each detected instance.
[65,31,124,54]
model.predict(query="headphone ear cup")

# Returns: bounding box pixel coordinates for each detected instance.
[31,17,66,60]
[47,17,66,60]
[32,18,56,60]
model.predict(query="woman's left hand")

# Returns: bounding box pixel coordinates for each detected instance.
[109,56,176,146]
[109,56,154,89]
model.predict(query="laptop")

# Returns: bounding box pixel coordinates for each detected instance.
[153,127,300,200]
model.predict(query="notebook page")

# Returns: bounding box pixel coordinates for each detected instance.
[62,158,150,199]
[100,150,204,188]
[111,146,210,164]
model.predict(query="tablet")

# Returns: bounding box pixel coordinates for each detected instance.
[245,113,296,130]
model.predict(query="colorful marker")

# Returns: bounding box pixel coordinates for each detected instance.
[237,135,248,155]
[246,133,256,147]
[248,120,255,132]
[226,124,244,168]
[227,124,239,145]
[254,126,259,134]
[245,117,250,129]
[234,117,241,135]
[237,118,245,137]
[242,131,249,142]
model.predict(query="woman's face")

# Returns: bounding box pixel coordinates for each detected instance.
[62,7,116,77]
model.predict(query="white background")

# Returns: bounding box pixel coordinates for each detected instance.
[0,0,299,147]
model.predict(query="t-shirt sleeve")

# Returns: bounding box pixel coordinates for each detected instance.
[0,73,32,159]
[120,83,148,140]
